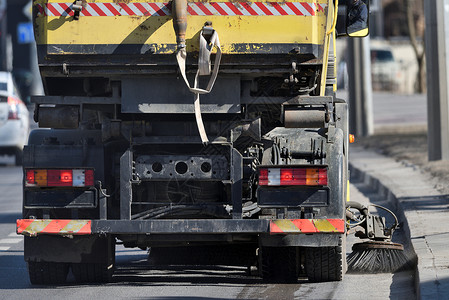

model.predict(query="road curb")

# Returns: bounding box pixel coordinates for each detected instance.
[348,161,421,299]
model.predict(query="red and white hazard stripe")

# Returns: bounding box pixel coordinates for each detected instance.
[37,2,327,17]
[17,219,92,236]
[270,219,345,234]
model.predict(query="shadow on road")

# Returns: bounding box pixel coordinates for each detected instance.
[133,296,234,300]
[418,276,449,298]
[111,263,261,287]
[0,254,29,290]
[399,194,449,211]
[0,212,21,224]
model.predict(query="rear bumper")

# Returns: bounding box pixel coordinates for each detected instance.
[17,218,345,236]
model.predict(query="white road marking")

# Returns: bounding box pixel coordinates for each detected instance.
[0,238,22,244]
[0,234,22,251]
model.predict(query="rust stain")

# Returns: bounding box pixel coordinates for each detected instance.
[233,2,244,10]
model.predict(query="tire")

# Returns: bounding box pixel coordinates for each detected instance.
[306,239,345,282]
[28,262,69,285]
[71,263,114,283]
[71,236,115,283]
[260,246,299,283]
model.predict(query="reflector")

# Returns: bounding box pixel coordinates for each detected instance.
[7,97,20,120]
[259,167,327,186]
[26,170,35,185]
[34,170,48,187]
[85,170,94,186]
[259,168,269,185]
[48,170,72,186]
[25,169,94,187]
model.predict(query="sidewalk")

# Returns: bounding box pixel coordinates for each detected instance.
[349,146,449,299]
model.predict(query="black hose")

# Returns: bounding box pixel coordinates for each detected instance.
[132,204,230,220]
[346,201,369,216]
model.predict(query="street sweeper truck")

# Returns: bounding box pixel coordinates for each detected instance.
[16,0,400,285]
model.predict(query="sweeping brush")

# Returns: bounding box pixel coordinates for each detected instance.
[346,201,414,273]
[347,241,411,273]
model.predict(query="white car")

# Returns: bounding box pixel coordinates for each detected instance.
[0,72,29,165]
[370,46,401,92]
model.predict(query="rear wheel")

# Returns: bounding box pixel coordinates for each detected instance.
[28,261,69,285]
[305,238,345,282]
[260,246,299,283]
[72,262,114,283]
[72,236,115,283]
[72,238,115,283]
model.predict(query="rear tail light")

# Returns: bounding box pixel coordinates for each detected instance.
[259,167,327,186]
[7,111,19,120]
[7,97,21,120]
[25,169,95,187]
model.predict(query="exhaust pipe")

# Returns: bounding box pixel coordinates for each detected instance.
[172,0,188,49]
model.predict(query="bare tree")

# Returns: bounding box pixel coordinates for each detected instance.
[404,0,426,93]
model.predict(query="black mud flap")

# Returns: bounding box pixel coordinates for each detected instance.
[24,235,114,264]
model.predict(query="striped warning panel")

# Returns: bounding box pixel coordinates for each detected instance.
[17,219,91,236]
[270,219,345,234]
[36,2,327,17]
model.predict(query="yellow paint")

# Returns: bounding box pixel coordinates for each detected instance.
[326,0,338,35]
[37,17,324,51]
[23,220,52,235]
[273,219,300,232]
[347,179,350,202]
[20,220,90,235]
[313,219,337,232]
[34,0,328,55]
[319,0,333,95]
[306,168,319,185]
[333,30,337,92]
[34,169,47,186]
[63,221,90,232]
[349,28,369,37]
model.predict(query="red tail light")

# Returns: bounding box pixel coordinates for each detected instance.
[48,170,72,186]
[7,111,19,120]
[259,167,327,186]
[7,97,20,120]
[25,169,95,187]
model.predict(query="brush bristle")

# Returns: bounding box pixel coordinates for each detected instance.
[347,248,411,273]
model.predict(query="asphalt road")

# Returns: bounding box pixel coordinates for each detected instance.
[0,166,416,299]
[337,90,427,133]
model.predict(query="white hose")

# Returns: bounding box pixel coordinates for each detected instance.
[176,27,222,144]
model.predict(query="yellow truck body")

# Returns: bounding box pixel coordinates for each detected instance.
[34,0,332,58]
